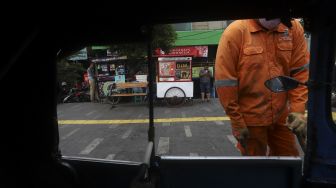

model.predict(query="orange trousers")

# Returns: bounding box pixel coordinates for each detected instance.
[235,124,299,156]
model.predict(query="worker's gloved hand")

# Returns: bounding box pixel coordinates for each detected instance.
[287,112,307,136]
[233,127,249,149]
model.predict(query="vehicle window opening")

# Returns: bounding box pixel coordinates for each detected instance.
[56,19,311,161]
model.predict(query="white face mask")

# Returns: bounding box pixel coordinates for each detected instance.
[258,18,281,30]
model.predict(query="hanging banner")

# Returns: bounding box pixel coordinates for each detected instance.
[155,46,208,57]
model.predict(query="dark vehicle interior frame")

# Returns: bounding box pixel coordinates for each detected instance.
[1,1,336,188]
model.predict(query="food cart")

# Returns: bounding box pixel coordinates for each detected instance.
[91,57,123,100]
[157,56,193,106]
[92,57,148,105]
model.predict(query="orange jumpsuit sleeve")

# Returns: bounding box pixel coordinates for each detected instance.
[215,24,246,130]
[288,20,309,113]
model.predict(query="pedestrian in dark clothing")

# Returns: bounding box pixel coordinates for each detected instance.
[199,66,212,102]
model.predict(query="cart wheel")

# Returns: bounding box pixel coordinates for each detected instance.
[164,87,186,106]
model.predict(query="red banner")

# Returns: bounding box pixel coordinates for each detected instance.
[155,46,208,57]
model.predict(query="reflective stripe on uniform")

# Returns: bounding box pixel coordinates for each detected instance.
[215,79,238,87]
[290,63,309,76]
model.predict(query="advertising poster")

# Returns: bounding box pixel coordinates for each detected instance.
[114,75,126,83]
[175,61,191,81]
[159,62,175,77]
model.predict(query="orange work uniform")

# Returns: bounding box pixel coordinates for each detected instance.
[215,19,309,156]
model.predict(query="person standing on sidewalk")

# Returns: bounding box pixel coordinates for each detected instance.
[199,66,212,102]
[87,62,98,102]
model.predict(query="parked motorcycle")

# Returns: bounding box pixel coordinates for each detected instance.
[63,85,90,103]
[57,82,70,103]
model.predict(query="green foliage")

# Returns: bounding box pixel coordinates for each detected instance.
[151,24,177,52]
[111,43,147,59]
[58,24,176,84]
[110,24,177,59]
[57,59,86,85]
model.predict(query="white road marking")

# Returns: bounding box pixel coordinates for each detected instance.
[58,124,67,129]
[86,110,97,116]
[105,154,116,160]
[157,137,169,155]
[121,129,133,139]
[227,135,240,151]
[93,114,102,120]
[61,128,80,140]
[184,126,192,137]
[79,138,103,155]
[70,104,82,110]
[190,153,199,156]
[203,107,212,112]
[109,125,119,129]
[215,102,222,107]
[214,121,225,125]
[162,122,171,126]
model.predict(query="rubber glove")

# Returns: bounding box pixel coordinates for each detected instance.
[287,112,306,135]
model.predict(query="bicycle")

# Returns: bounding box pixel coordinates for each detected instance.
[106,83,121,107]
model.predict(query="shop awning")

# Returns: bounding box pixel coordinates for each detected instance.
[92,45,110,50]
[174,30,224,46]
[67,48,88,61]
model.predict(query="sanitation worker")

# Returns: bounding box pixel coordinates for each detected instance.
[215,18,309,156]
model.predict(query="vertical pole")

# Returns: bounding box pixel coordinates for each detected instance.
[146,25,155,163]
[304,11,336,185]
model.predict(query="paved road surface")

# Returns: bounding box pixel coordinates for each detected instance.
[58,99,306,162]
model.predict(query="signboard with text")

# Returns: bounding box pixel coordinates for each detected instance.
[155,46,208,57]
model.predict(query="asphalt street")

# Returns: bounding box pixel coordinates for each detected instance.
[57,98,305,162]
